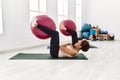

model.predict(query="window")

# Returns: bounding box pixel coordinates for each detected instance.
[29,0,46,22]
[0,0,3,34]
[57,0,68,26]
[29,0,82,31]
[76,0,82,30]
[58,0,82,31]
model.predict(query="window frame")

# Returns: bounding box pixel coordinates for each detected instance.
[57,0,68,26]
[76,0,82,31]
[29,0,47,22]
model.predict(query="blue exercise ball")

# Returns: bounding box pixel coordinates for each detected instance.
[81,23,91,32]
[82,32,90,39]
[90,29,96,35]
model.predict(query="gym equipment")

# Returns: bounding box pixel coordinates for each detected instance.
[81,23,91,32]
[89,24,92,28]
[109,33,114,40]
[10,53,88,60]
[96,37,107,41]
[90,29,96,35]
[100,30,108,34]
[81,32,90,39]
[60,20,76,36]
[104,31,108,34]
[31,15,56,39]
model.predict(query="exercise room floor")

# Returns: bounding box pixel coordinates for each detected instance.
[0,40,120,80]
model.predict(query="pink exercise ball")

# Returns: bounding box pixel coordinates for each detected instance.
[60,20,76,36]
[31,15,56,39]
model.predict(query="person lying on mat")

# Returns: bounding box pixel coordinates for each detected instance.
[33,22,90,58]
[89,34,96,41]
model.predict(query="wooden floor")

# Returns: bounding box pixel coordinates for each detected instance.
[0,40,120,80]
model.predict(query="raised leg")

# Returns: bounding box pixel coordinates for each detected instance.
[66,28,78,46]
[37,24,59,58]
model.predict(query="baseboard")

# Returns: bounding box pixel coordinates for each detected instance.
[0,44,47,54]
[0,40,70,54]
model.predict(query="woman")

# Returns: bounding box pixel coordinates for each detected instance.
[33,22,90,58]
[89,34,96,41]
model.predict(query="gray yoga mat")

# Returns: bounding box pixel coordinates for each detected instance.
[10,53,88,60]
[89,45,98,48]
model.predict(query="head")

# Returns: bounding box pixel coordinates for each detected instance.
[74,39,90,52]
[80,40,90,52]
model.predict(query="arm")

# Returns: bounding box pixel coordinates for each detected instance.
[61,43,72,46]
[60,43,77,56]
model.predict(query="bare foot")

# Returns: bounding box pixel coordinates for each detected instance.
[32,18,38,27]
[60,23,67,30]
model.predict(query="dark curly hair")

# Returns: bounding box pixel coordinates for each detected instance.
[81,40,90,52]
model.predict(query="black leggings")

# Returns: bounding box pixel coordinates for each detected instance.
[66,27,78,47]
[37,24,78,58]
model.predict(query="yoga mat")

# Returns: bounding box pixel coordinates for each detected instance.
[10,53,88,60]
[89,45,98,48]
[47,45,98,49]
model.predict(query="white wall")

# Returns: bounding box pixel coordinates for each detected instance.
[82,0,120,39]
[68,0,76,22]
[0,0,51,51]
[46,0,57,25]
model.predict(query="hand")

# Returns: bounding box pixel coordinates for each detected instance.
[60,23,67,30]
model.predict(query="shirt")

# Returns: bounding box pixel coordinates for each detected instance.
[58,45,77,57]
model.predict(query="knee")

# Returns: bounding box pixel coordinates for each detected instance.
[53,31,59,36]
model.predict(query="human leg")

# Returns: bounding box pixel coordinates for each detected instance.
[66,28,78,46]
[37,24,59,58]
